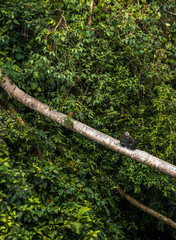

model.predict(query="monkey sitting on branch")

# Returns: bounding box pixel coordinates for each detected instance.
[120,132,136,150]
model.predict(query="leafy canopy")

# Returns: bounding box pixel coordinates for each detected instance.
[0,0,176,239]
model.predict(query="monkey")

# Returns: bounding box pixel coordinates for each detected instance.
[120,132,136,150]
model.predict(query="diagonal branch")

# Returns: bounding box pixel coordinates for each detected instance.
[0,69,176,178]
[106,176,176,229]
[116,184,176,229]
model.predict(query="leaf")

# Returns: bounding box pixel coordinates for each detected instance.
[31,82,38,90]
[77,206,91,219]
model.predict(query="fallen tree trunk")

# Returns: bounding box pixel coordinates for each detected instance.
[1,69,176,179]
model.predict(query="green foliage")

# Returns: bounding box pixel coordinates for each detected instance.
[0,0,176,239]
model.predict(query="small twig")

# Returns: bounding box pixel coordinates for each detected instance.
[54,11,65,31]
[84,83,91,96]
[52,8,68,31]
[63,16,69,30]
[169,11,176,16]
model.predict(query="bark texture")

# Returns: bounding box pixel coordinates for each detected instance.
[1,69,176,179]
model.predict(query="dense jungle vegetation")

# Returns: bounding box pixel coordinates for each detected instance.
[0,0,176,239]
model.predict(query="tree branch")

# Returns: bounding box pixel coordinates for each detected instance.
[116,184,176,229]
[54,10,65,31]
[0,69,176,178]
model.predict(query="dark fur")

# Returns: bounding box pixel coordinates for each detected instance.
[120,132,136,150]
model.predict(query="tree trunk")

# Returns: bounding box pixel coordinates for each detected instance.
[1,69,176,179]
